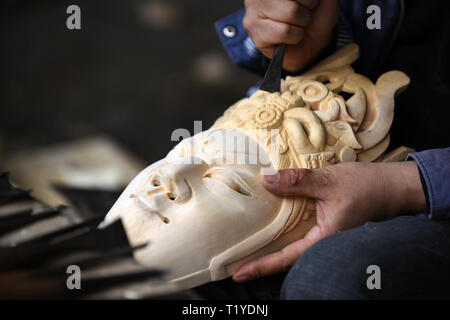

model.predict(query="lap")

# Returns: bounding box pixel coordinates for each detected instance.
[282,214,450,299]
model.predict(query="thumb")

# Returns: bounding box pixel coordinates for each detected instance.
[262,168,332,199]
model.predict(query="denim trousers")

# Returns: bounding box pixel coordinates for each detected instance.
[194,214,450,299]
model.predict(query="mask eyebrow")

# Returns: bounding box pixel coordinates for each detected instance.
[169,134,218,165]
[203,166,255,197]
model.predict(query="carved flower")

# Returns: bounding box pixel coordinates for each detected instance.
[250,104,283,129]
[296,80,328,104]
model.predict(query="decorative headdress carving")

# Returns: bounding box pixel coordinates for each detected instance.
[213,44,410,238]
[214,44,410,167]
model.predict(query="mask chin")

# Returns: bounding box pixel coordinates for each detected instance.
[165,196,295,290]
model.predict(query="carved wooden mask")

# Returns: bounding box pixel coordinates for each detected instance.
[102,44,410,288]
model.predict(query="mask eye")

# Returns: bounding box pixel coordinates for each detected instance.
[150,176,160,187]
[203,167,253,197]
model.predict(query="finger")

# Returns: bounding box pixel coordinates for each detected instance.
[262,168,335,199]
[293,0,319,10]
[260,0,312,27]
[246,18,305,50]
[259,46,276,60]
[233,238,313,282]
[305,0,340,38]
[233,224,325,282]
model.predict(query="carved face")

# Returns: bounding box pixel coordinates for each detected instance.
[103,129,285,284]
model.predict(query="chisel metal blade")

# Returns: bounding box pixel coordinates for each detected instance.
[259,43,286,93]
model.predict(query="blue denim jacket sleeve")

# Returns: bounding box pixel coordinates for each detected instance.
[214,8,269,76]
[407,148,450,220]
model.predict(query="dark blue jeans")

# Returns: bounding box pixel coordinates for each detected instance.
[195,214,450,299]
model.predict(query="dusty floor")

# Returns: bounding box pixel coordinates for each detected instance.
[0,0,259,164]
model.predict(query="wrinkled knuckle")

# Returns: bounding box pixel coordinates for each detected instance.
[252,264,263,279]
[277,23,292,41]
[319,167,337,188]
[284,169,301,186]
[284,1,301,23]
[243,11,258,32]
[242,15,252,32]
[244,0,257,9]
[251,35,265,50]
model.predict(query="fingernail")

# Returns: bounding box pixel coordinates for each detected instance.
[264,173,280,185]
[233,265,252,282]
[232,272,248,283]
[234,271,257,283]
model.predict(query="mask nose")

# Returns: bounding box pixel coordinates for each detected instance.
[133,160,203,221]
[152,159,206,202]
[147,174,191,205]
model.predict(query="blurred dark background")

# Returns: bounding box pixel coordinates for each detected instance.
[0,0,259,164]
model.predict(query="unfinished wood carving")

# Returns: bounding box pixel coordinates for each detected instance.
[102,44,411,289]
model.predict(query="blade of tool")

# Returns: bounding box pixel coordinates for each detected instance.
[259,43,286,93]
